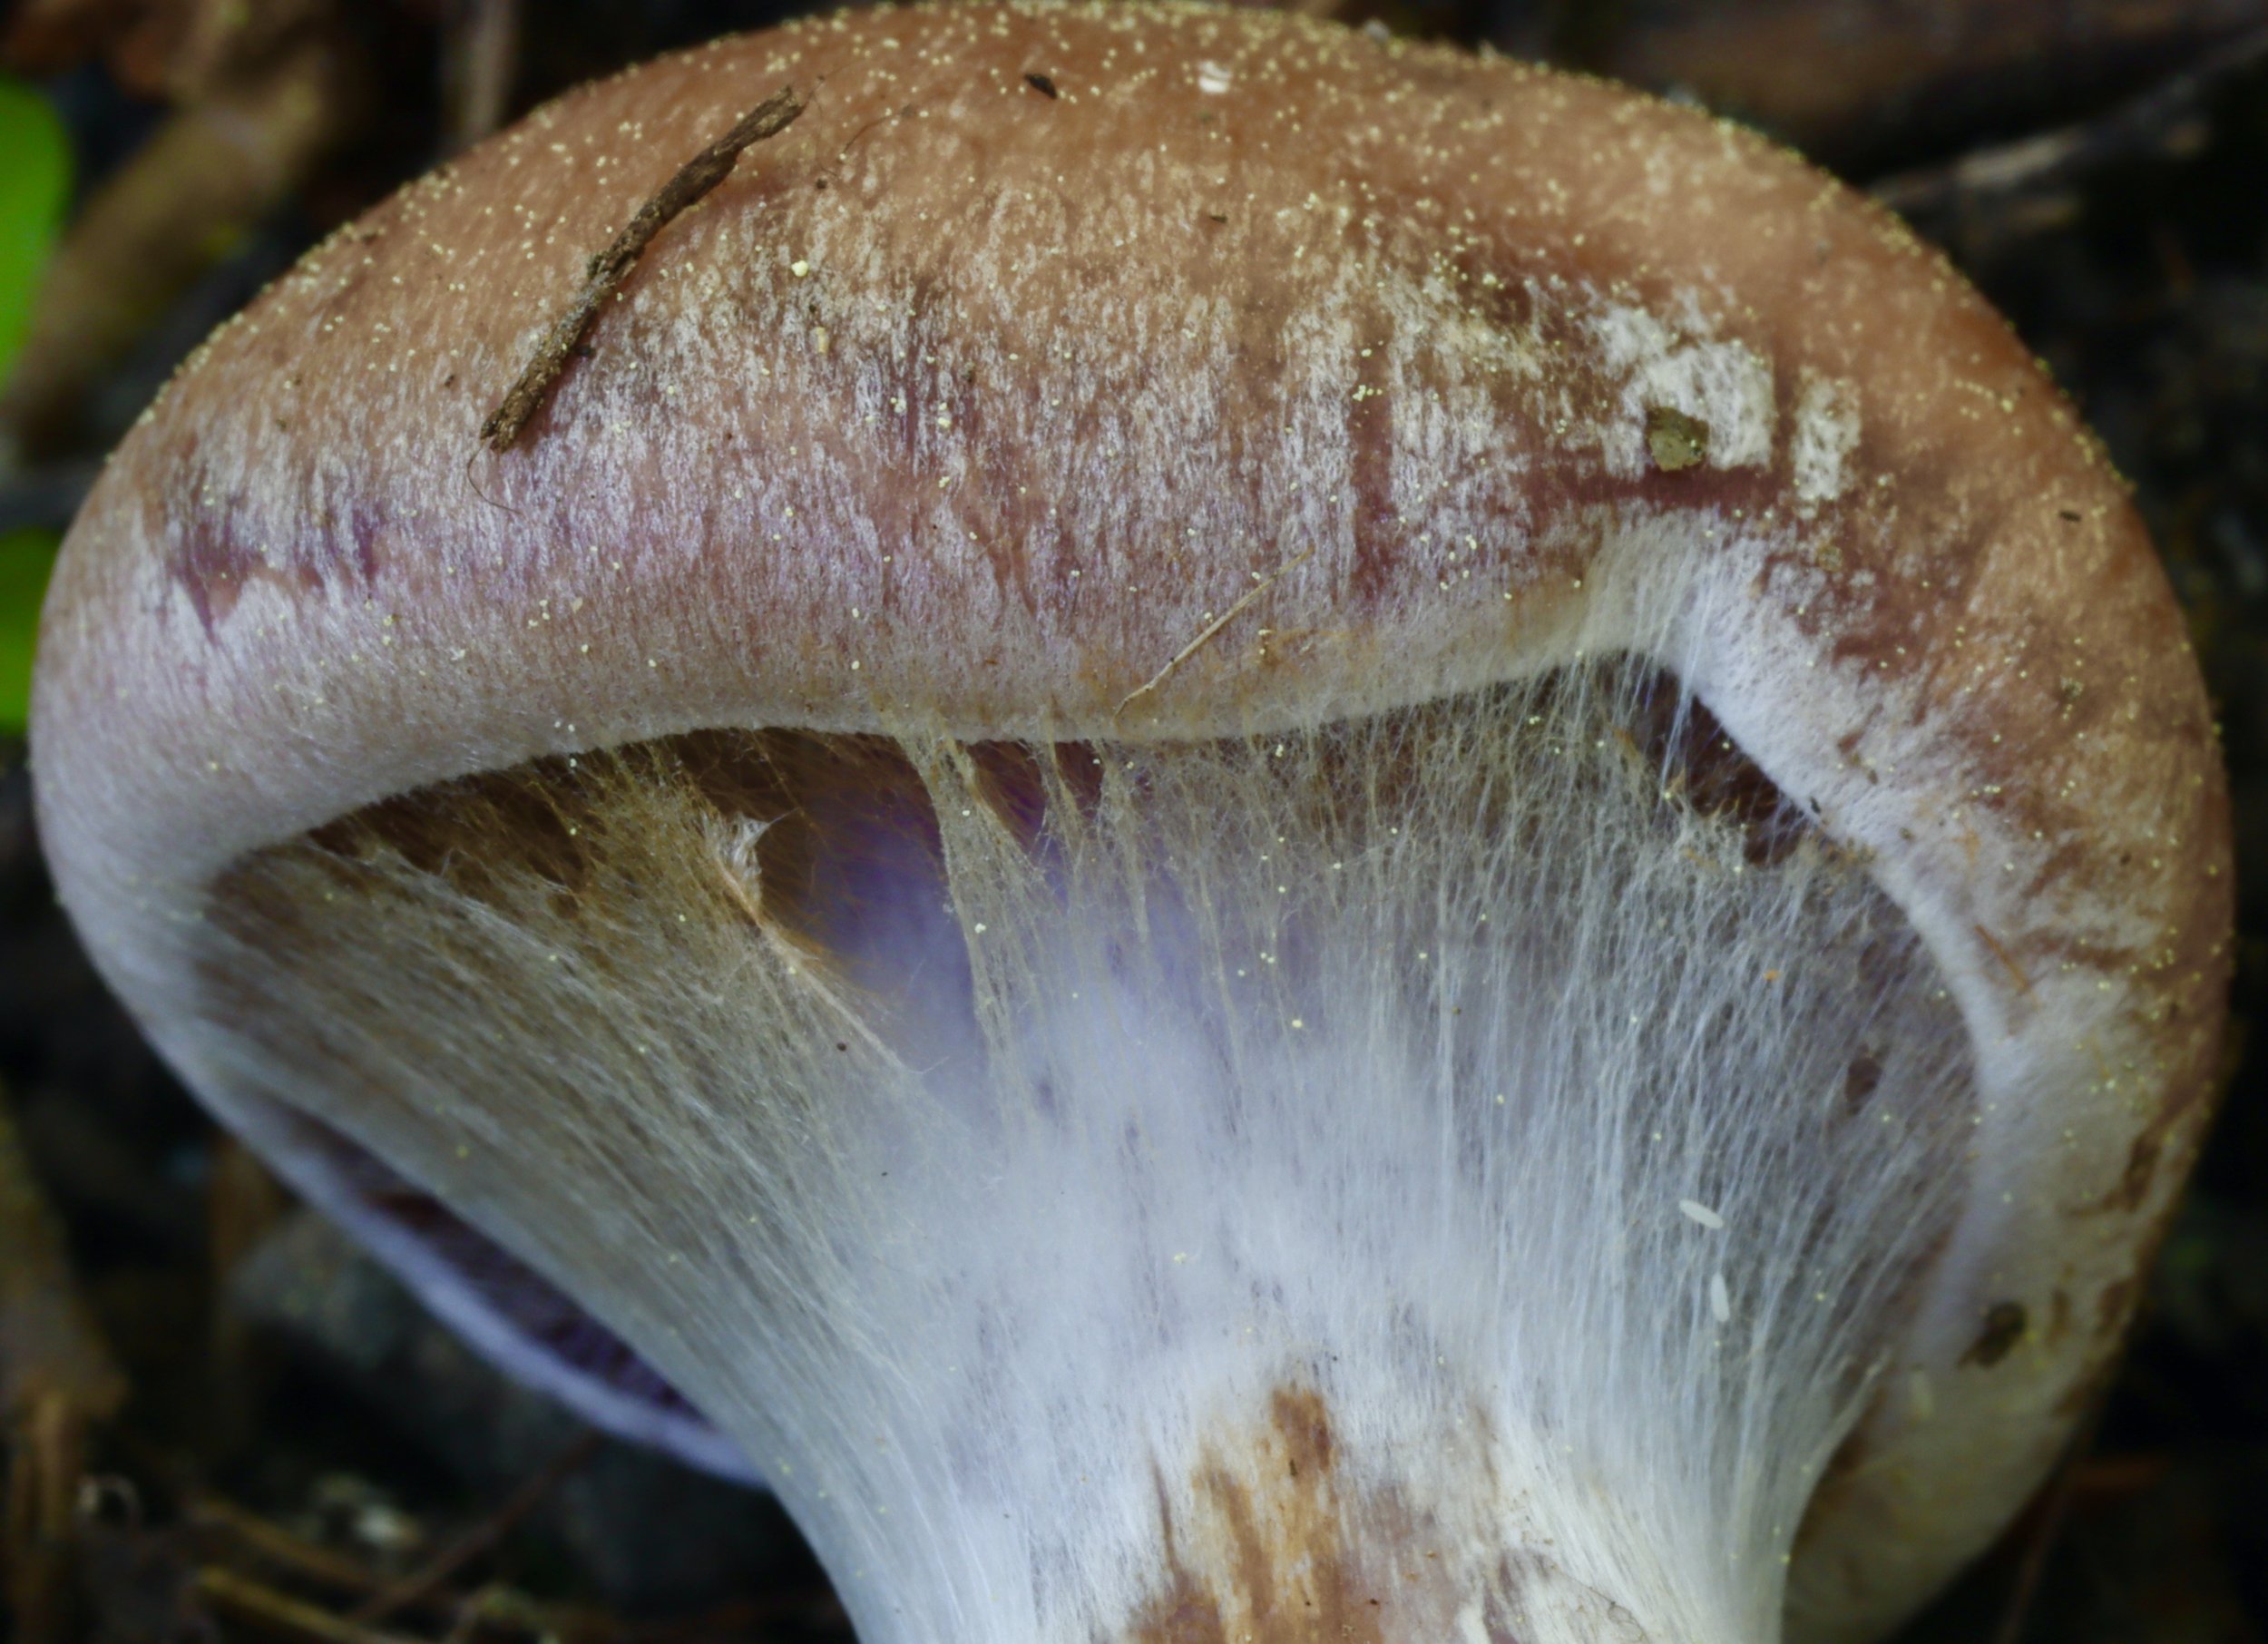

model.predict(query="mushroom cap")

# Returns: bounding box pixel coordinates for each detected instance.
[32,5,2229,1638]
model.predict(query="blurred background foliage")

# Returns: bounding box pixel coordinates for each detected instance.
[0,77,69,368]
[0,73,68,733]
[1,3,2265,1643]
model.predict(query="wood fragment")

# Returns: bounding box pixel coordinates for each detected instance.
[1872,26,2268,225]
[444,0,523,152]
[479,87,805,453]
[194,1567,427,1644]
[1991,1386,2114,1644]
[190,1496,643,1641]
[189,1497,399,1602]
[2,1084,127,1644]
[0,1091,124,1420]
[349,1433,599,1625]
[1116,548,1315,717]
[1645,405,1709,473]
[206,1135,292,1455]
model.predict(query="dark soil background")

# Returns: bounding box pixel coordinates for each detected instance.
[2,4,2264,1642]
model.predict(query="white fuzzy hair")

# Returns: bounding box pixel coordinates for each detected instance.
[199,655,1972,1644]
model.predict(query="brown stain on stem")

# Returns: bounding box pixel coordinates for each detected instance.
[1124,1385,1500,1644]
[1971,923,2036,997]
[1960,1300,2029,1368]
[2095,1132,2162,1215]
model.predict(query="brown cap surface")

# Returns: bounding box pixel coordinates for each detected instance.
[32,5,2230,1637]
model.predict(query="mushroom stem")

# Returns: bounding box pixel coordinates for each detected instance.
[28,8,2229,1638]
[203,661,1970,1644]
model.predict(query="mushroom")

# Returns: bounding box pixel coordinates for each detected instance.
[30,6,2229,1643]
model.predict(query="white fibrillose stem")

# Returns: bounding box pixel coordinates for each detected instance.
[199,659,1974,1644]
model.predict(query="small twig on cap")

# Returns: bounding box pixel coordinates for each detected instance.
[479,86,805,453]
[1116,547,1315,718]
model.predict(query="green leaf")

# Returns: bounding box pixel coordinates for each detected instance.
[1,79,70,737]
[0,529,59,736]
[0,75,71,386]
